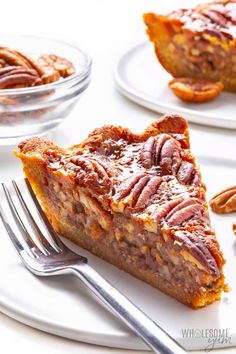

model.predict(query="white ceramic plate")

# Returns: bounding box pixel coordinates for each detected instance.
[0,157,236,351]
[114,42,236,129]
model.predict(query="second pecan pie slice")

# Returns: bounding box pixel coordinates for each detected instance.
[16,114,227,308]
[144,0,236,93]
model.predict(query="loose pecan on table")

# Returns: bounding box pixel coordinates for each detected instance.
[210,186,236,214]
[168,77,224,103]
[210,186,236,236]
[233,222,236,235]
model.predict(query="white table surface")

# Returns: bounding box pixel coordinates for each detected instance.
[0,0,236,353]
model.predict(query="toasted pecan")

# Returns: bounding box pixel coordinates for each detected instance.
[14,49,44,77]
[210,186,236,214]
[0,47,44,76]
[177,160,200,186]
[0,66,42,89]
[0,46,76,87]
[115,173,162,210]
[37,55,60,84]
[48,54,75,77]
[140,134,182,174]
[174,230,220,277]
[168,77,224,103]
[68,156,112,193]
[38,54,75,84]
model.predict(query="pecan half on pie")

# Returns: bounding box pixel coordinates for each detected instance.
[16,114,227,308]
[144,0,236,93]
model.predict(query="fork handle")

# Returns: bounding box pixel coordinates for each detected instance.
[69,263,187,354]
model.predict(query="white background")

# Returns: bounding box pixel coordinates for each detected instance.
[0,0,236,353]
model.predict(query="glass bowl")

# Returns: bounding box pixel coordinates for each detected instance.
[0,35,92,145]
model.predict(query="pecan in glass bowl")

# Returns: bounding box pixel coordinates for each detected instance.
[0,35,92,145]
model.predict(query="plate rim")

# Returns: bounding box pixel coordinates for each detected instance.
[0,289,146,350]
[113,41,236,130]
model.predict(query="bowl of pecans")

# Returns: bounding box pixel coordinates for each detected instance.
[0,35,92,145]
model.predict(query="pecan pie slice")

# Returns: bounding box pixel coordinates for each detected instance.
[16,114,227,308]
[144,0,236,92]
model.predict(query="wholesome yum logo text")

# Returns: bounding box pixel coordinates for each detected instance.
[182,328,232,352]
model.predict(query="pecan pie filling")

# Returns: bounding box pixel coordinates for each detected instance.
[16,114,227,308]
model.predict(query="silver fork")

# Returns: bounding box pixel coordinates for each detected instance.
[0,179,187,354]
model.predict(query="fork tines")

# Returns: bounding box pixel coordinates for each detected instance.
[0,179,62,259]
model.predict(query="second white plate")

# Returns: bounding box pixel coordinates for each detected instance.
[114,42,236,129]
